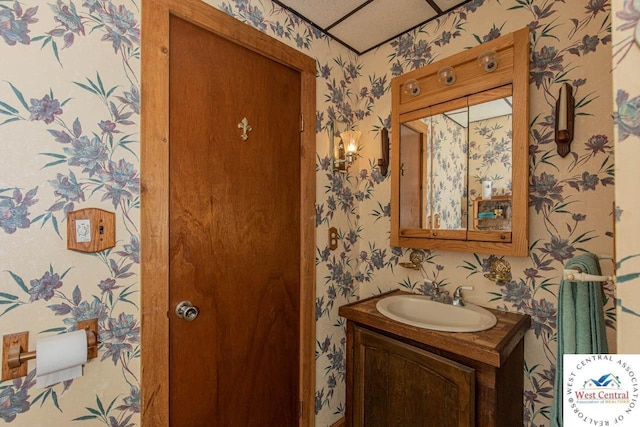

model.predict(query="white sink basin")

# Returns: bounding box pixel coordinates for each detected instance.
[376,294,497,332]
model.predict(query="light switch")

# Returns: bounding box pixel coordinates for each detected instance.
[67,208,115,253]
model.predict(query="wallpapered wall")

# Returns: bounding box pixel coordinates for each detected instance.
[0,0,142,425]
[1,0,636,427]
[469,113,512,198]
[323,1,616,427]
[431,113,466,230]
[613,2,640,355]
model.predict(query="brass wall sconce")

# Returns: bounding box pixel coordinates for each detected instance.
[403,78,421,96]
[484,258,512,283]
[331,128,361,172]
[555,82,575,157]
[378,128,390,176]
[477,50,498,72]
[437,66,456,86]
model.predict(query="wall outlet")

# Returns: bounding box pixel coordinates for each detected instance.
[75,219,91,243]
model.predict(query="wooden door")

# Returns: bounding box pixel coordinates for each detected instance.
[352,327,475,427]
[399,122,425,229]
[168,15,300,426]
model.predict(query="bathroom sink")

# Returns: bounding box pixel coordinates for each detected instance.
[376,294,497,332]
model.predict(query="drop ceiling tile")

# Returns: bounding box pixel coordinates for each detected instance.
[277,0,366,29]
[433,0,470,13]
[328,0,437,53]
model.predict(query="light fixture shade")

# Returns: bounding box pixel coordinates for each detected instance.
[478,50,498,72]
[437,66,456,85]
[403,79,421,97]
[340,130,361,153]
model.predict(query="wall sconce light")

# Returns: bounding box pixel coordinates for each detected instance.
[331,129,360,172]
[377,127,390,176]
[477,50,498,72]
[555,82,575,157]
[437,66,456,86]
[403,79,421,97]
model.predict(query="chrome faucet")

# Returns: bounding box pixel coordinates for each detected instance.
[452,286,474,306]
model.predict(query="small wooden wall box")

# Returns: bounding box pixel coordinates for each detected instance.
[67,208,115,253]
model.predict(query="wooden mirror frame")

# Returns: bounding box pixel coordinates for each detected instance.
[390,28,530,256]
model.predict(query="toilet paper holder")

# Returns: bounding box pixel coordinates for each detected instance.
[1,318,99,381]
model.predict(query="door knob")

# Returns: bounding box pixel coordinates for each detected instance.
[175,301,199,321]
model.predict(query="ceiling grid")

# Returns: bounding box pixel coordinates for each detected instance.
[272,0,472,54]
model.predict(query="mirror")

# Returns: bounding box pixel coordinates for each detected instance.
[468,95,513,203]
[399,90,513,234]
[399,97,469,237]
[391,28,529,256]
[468,92,513,232]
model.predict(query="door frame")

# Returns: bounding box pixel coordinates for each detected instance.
[140,0,317,425]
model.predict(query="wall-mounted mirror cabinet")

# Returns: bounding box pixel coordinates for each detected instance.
[391,28,529,256]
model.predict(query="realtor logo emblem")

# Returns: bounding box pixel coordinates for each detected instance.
[564,355,640,425]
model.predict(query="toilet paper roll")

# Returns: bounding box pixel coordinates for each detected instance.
[36,329,88,388]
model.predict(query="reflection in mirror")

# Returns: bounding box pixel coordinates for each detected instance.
[398,90,515,234]
[468,94,513,232]
[431,107,468,231]
[468,96,513,199]
[399,123,424,229]
[399,101,469,233]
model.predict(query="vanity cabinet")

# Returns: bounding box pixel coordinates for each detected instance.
[353,327,475,426]
[339,291,531,427]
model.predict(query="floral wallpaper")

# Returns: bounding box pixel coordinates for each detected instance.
[0,0,632,427]
[469,114,512,197]
[0,0,141,425]
[346,1,616,427]
[613,1,640,354]
[431,113,467,230]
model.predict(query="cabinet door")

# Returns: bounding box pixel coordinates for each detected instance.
[353,327,475,427]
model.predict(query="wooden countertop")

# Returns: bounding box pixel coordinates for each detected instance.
[338,290,531,368]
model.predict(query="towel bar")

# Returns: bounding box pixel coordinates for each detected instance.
[562,269,613,283]
[562,254,614,282]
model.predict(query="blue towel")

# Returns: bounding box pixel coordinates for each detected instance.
[477,212,495,218]
[550,252,608,427]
